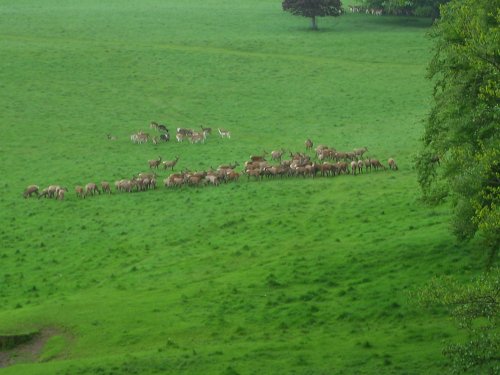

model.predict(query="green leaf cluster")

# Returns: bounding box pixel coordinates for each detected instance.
[417,268,499,374]
[363,0,449,18]
[416,0,500,256]
[282,0,343,28]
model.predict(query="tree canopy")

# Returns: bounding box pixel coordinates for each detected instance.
[417,268,499,373]
[363,0,449,17]
[416,0,500,257]
[282,0,343,29]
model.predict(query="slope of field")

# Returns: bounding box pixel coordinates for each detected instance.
[0,1,487,374]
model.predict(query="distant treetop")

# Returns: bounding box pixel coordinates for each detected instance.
[282,0,343,30]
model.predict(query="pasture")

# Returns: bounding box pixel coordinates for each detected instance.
[0,0,488,374]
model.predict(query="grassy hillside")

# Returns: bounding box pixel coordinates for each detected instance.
[0,1,487,374]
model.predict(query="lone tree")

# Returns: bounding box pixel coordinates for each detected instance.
[282,0,343,30]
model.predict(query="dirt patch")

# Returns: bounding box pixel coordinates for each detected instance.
[0,327,64,368]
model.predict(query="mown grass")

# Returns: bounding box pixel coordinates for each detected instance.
[0,1,488,374]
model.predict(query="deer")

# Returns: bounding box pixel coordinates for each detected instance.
[357,160,364,174]
[177,128,193,136]
[351,160,358,175]
[176,132,186,142]
[57,188,66,200]
[75,186,85,198]
[85,183,100,197]
[162,156,180,171]
[250,154,266,162]
[218,128,231,138]
[200,125,212,134]
[388,158,398,170]
[157,124,168,132]
[148,156,162,169]
[101,181,111,194]
[270,149,285,162]
[189,132,205,144]
[370,159,386,171]
[23,185,39,198]
[305,139,313,150]
[353,147,368,158]
[217,161,239,171]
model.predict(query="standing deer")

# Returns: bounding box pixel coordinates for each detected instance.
[148,156,162,169]
[200,125,212,134]
[305,139,313,150]
[270,149,285,162]
[162,156,180,171]
[218,128,231,138]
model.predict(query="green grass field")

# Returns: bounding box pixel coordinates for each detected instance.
[0,1,489,374]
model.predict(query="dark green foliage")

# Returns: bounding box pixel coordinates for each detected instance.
[416,0,500,256]
[282,0,342,29]
[417,268,499,374]
[364,0,449,17]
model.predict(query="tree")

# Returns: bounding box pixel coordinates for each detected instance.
[415,0,500,259]
[282,0,343,30]
[362,0,449,18]
[417,268,499,374]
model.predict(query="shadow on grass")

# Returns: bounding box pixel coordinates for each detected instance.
[356,15,434,29]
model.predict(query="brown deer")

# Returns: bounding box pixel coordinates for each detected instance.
[85,183,100,196]
[148,156,162,169]
[75,186,85,198]
[101,181,112,194]
[162,156,180,171]
[23,185,39,198]
[388,158,398,170]
[305,139,313,150]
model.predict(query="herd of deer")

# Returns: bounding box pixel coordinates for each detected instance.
[127,122,231,145]
[348,5,383,15]
[23,136,402,200]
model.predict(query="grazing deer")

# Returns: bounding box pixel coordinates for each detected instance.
[370,159,386,171]
[57,188,67,200]
[218,128,231,138]
[107,134,117,141]
[388,158,398,171]
[23,185,39,198]
[85,183,100,196]
[75,186,85,198]
[101,181,112,194]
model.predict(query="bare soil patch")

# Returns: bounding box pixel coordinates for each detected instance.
[0,327,64,368]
